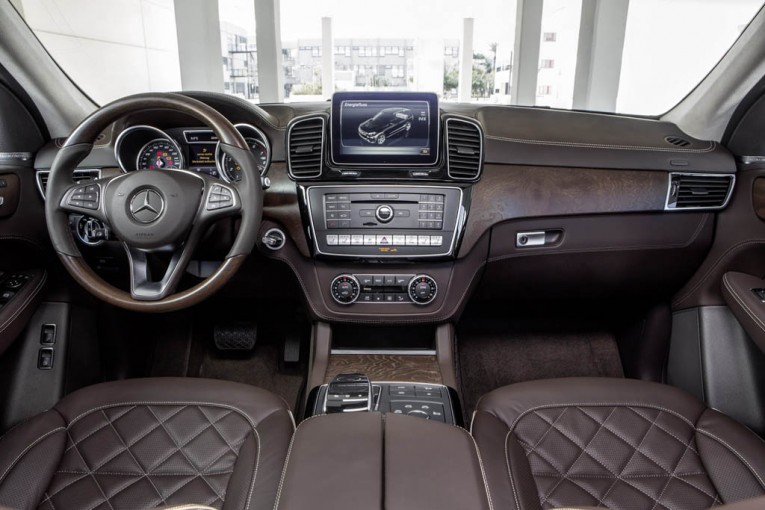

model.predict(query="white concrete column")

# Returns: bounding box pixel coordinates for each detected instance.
[572,0,630,111]
[255,0,284,102]
[458,18,474,102]
[174,0,224,92]
[321,17,334,100]
[510,0,543,106]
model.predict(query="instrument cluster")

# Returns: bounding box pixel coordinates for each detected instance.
[114,123,270,182]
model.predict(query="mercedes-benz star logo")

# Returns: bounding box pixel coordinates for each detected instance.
[129,189,164,224]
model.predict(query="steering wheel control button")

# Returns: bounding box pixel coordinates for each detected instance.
[68,184,100,210]
[330,274,360,305]
[206,184,234,211]
[408,275,438,305]
[375,204,394,223]
[129,189,164,223]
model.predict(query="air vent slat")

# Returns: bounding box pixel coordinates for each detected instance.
[287,117,325,179]
[446,118,483,181]
[36,169,101,199]
[666,173,734,210]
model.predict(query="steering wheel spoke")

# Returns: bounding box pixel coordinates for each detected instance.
[124,242,194,301]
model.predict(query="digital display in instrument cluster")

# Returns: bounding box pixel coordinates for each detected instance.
[188,143,220,178]
[330,91,439,167]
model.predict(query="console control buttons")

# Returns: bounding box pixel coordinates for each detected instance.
[330,274,360,305]
[408,275,438,305]
[375,204,394,223]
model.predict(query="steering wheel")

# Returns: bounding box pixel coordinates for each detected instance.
[45,93,262,312]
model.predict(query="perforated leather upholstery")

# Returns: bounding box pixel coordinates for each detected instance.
[0,378,293,510]
[472,378,765,510]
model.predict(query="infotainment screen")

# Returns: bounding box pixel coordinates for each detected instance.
[330,92,439,166]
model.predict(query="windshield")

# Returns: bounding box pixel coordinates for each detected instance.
[11,0,764,115]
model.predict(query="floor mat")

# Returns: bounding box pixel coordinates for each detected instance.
[458,315,623,417]
[196,344,305,411]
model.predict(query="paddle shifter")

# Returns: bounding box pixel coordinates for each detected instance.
[323,373,373,413]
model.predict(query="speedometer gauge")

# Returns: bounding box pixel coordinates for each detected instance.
[137,139,182,170]
[218,137,268,181]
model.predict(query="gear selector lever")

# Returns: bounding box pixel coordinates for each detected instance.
[323,373,372,413]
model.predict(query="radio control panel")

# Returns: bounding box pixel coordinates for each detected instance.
[305,185,464,258]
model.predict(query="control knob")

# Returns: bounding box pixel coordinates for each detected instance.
[375,204,394,223]
[408,275,438,305]
[331,274,360,305]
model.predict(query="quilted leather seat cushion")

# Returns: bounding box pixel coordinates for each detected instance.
[472,378,765,510]
[0,378,294,510]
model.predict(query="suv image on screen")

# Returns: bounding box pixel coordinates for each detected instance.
[358,107,413,145]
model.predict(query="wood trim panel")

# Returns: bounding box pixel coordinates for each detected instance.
[324,354,442,384]
[460,165,668,256]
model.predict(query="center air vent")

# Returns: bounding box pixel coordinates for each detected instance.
[665,135,691,148]
[666,173,735,210]
[36,169,101,200]
[287,116,325,179]
[445,117,483,181]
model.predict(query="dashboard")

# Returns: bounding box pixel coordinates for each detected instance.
[29,90,738,323]
[113,123,271,181]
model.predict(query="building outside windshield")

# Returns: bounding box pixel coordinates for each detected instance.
[9,0,765,115]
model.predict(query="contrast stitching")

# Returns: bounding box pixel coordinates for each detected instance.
[0,270,47,334]
[696,428,765,490]
[0,426,65,485]
[273,415,325,510]
[723,273,765,332]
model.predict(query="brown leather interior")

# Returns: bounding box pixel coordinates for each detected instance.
[0,377,294,509]
[472,378,765,510]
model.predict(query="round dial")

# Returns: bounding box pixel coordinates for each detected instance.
[219,137,269,181]
[331,274,360,305]
[408,275,438,305]
[137,139,182,170]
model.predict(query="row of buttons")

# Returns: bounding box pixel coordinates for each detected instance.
[326,234,443,246]
[357,274,411,286]
[419,194,445,203]
[359,293,409,303]
[67,184,99,210]
[389,384,443,398]
[206,185,234,210]
[418,221,443,230]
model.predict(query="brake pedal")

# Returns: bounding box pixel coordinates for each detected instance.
[214,322,257,351]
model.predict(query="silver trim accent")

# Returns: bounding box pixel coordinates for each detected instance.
[214,123,272,181]
[739,155,765,165]
[0,152,33,162]
[36,168,101,200]
[408,274,438,306]
[516,231,546,247]
[113,125,184,173]
[322,375,373,414]
[75,216,107,246]
[331,349,437,355]
[305,184,465,259]
[286,114,325,179]
[330,274,360,305]
[445,115,484,181]
[262,227,286,251]
[664,172,735,211]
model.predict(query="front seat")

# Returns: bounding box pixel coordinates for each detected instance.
[472,378,765,510]
[0,378,294,510]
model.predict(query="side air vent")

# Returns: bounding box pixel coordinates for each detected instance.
[665,135,691,148]
[445,117,483,181]
[287,116,325,179]
[36,169,101,200]
[665,173,735,210]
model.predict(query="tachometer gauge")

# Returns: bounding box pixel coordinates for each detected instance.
[218,137,269,181]
[137,139,182,170]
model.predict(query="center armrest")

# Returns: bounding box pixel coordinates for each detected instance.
[274,413,492,510]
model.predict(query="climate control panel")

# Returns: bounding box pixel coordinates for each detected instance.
[330,273,438,306]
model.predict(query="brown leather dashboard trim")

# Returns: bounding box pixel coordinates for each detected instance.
[460,165,668,256]
[722,271,765,353]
